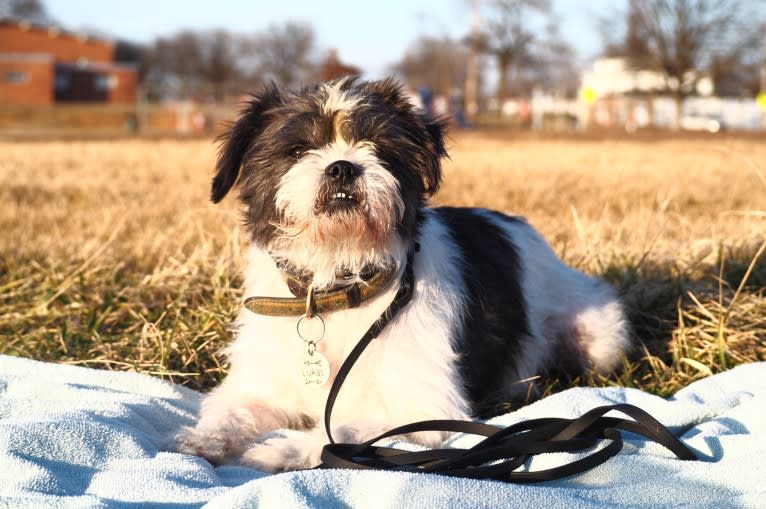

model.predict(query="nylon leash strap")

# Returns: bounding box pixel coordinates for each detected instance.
[317,250,699,481]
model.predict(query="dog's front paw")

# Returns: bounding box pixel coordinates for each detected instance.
[239,431,326,473]
[176,426,237,465]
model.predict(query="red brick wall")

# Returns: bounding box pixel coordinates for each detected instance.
[0,23,113,64]
[0,57,53,105]
[108,66,138,103]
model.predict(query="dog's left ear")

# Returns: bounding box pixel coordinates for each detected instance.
[363,78,447,197]
[418,114,448,196]
[211,84,281,203]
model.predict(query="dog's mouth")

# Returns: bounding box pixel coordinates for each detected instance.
[330,191,356,203]
[316,186,364,214]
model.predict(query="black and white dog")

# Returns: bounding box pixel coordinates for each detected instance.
[177,78,630,472]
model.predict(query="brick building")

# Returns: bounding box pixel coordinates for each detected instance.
[316,50,361,82]
[0,18,137,105]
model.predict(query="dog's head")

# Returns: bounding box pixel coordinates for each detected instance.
[212,77,447,286]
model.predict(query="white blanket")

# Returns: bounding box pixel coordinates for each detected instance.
[0,355,764,508]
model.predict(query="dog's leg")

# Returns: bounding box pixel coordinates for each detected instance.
[237,419,449,473]
[238,427,329,473]
[176,387,314,465]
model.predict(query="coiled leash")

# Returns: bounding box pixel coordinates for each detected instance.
[316,250,698,481]
[246,247,699,481]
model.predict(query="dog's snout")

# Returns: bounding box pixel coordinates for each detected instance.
[325,160,359,184]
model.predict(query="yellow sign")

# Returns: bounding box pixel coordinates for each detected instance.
[758,93,766,111]
[582,87,597,104]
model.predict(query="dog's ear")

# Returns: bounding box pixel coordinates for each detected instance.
[362,78,448,197]
[418,114,448,196]
[211,84,281,203]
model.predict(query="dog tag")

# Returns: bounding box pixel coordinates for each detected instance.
[301,348,330,386]
[296,314,329,386]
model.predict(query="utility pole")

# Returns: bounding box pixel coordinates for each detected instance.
[760,27,766,129]
[762,27,766,94]
[464,0,482,120]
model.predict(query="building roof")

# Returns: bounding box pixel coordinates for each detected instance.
[0,16,113,46]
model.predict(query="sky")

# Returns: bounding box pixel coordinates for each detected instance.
[44,0,620,79]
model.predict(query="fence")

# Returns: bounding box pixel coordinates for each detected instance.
[0,102,239,138]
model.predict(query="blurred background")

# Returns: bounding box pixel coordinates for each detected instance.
[1,0,765,136]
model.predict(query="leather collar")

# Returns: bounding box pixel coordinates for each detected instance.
[244,260,399,317]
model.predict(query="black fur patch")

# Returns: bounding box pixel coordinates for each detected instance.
[211,83,283,204]
[435,207,529,414]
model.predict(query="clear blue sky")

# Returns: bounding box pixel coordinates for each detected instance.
[45,0,619,78]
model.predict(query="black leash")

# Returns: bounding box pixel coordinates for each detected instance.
[317,249,699,481]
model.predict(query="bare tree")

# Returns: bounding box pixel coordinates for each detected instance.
[249,21,317,89]
[143,31,205,100]
[393,35,470,100]
[708,25,764,97]
[600,3,654,69]
[479,0,551,104]
[533,21,580,97]
[141,29,249,102]
[139,22,317,101]
[464,0,483,117]
[629,0,763,125]
[0,0,52,23]
[196,30,242,102]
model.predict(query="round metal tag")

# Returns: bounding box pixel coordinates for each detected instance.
[301,350,330,386]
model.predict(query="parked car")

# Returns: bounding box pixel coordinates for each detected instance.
[680,114,723,133]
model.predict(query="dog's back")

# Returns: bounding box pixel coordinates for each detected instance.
[427,207,630,411]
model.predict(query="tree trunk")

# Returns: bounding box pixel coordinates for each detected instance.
[464,0,481,119]
[673,91,683,130]
[497,56,511,117]
[213,81,224,104]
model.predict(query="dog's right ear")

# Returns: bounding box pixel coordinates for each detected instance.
[211,84,281,203]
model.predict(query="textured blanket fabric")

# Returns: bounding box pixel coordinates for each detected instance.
[0,355,764,508]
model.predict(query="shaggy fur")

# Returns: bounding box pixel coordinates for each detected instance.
[176,77,631,472]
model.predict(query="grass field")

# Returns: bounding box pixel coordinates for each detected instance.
[1,132,764,402]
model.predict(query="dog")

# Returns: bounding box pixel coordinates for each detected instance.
[177,77,630,472]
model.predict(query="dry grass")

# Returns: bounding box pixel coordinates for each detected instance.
[1,133,764,398]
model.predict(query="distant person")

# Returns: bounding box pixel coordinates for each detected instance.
[418,86,433,116]
[519,99,531,127]
[450,91,471,128]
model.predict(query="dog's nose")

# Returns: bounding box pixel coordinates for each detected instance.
[325,160,359,184]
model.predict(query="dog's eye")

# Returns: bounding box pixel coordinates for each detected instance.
[288,146,305,160]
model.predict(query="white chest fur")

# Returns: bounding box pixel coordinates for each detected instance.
[221,211,471,430]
